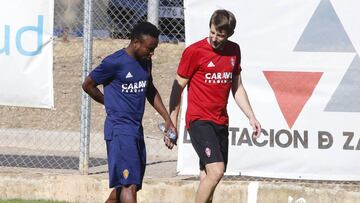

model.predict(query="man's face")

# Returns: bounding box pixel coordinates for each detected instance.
[209,24,229,50]
[134,35,159,60]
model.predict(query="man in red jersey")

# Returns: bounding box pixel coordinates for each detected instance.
[169,9,262,203]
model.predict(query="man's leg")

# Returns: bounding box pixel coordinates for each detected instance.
[105,188,117,203]
[106,185,136,203]
[188,121,228,203]
[116,187,121,203]
[120,184,137,203]
[198,170,214,203]
[195,162,224,203]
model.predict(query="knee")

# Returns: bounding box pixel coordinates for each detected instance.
[119,185,137,203]
[200,174,206,182]
[207,167,224,182]
[122,184,137,195]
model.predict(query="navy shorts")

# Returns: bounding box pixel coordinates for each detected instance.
[106,130,146,190]
[188,120,229,171]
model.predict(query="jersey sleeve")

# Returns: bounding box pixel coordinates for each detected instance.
[89,58,116,85]
[177,46,199,78]
[233,44,242,75]
[147,59,153,85]
[146,59,155,93]
[146,59,158,102]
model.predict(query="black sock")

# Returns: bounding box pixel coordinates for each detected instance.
[116,187,122,203]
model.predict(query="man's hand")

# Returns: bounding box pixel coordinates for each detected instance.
[249,118,261,139]
[162,120,177,150]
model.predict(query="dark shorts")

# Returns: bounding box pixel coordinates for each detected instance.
[188,120,229,171]
[106,130,146,190]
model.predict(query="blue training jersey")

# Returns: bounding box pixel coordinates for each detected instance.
[90,49,151,139]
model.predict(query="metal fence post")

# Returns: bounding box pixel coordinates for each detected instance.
[79,0,93,175]
[147,0,159,27]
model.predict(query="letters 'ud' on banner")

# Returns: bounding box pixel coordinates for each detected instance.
[178,0,360,180]
[0,0,54,108]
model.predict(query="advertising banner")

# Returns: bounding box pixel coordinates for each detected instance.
[0,0,54,108]
[178,0,360,180]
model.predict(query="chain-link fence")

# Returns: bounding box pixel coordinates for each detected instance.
[54,0,184,42]
[0,0,184,177]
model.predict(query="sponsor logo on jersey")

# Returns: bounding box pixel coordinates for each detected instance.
[204,72,232,84]
[122,80,147,93]
[207,61,215,68]
[126,72,133,78]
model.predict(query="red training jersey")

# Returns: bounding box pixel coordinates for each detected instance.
[177,38,241,128]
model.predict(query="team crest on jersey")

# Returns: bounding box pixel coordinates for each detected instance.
[205,147,211,157]
[123,169,129,179]
[230,57,235,68]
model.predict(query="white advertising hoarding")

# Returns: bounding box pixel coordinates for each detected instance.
[0,0,54,108]
[178,0,360,180]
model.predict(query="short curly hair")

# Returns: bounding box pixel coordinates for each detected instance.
[130,21,160,40]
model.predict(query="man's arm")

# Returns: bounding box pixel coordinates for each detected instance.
[231,74,261,138]
[146,82,171,124]
[169,74,189,129]
[147,81,176,149]
[82,76,104,105]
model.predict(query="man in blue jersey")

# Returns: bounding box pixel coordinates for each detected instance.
[82,22,176,203]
